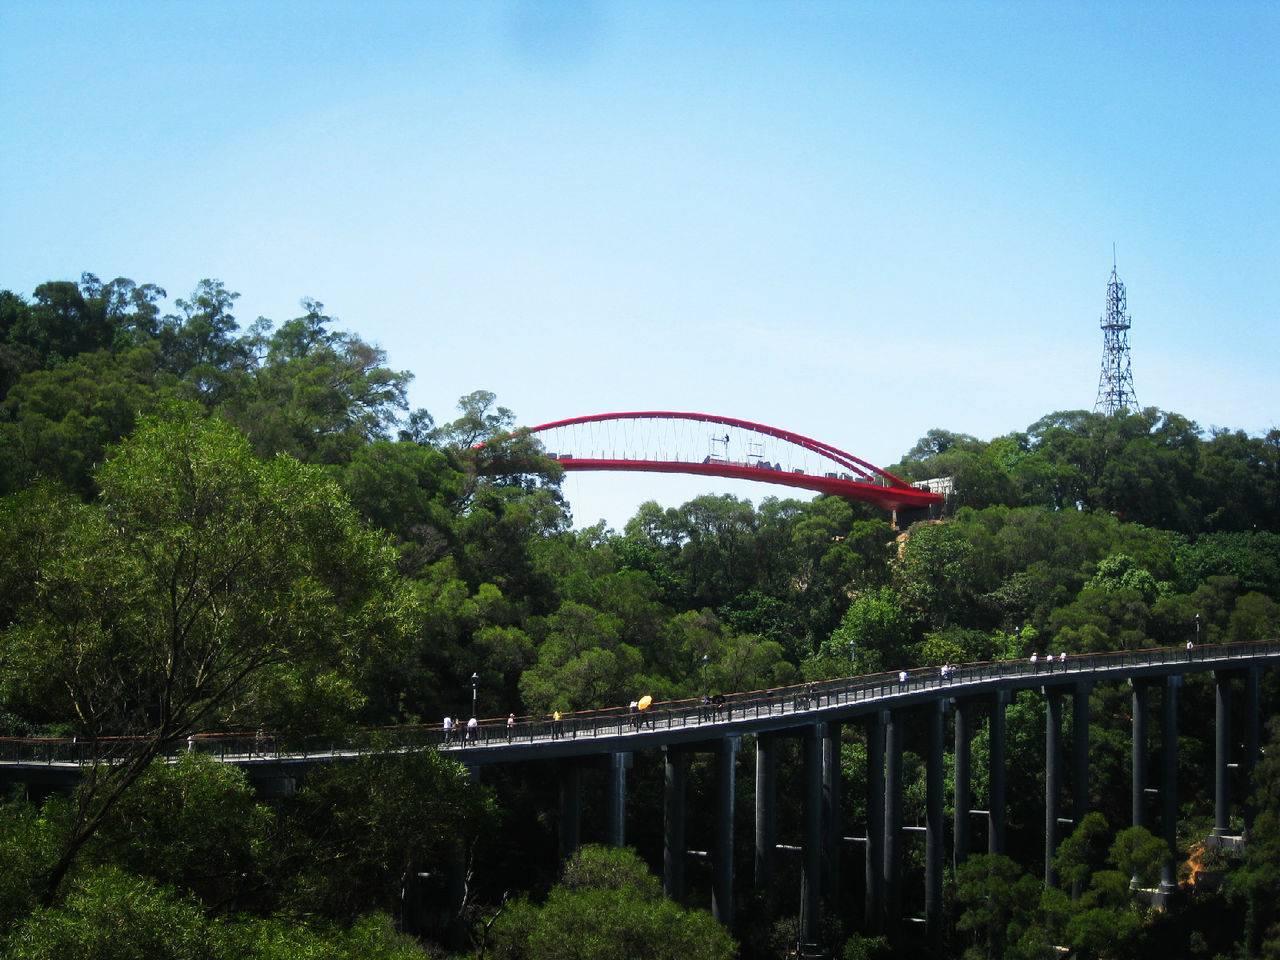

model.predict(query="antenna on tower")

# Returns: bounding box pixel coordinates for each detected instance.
[1093,256,1137,415]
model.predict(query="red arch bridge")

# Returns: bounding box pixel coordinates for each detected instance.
[491,412,945,517]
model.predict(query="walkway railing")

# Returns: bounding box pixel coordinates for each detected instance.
[2,639,1277,767]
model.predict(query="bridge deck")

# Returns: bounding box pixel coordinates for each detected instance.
[2,640,1275,777]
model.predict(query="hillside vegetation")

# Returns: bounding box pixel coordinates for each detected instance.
[1,274,1278,958]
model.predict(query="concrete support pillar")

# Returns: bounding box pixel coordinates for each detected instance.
[866,711,887,934]
[1131,682,1149,830]
[1245,666,1260,831]
[664,748,687,904]
[953,699,973,871]
[605,752,631,847]
[444,844,469,949]
[801,724,825,957]
[926,701,945,944]
[1072,683,1092,828]
[755,734,778,907]
[884,710,904,935]
[1045,689,1063,888]
[1160,676,1180,894]
[989,690,1010,856]
[1214,672,1232,837]
[442,763,477,949]
[712,737,738,927]
[558,763,581,862]
[823,722,843,904]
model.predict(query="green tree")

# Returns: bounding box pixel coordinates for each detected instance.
[1227,723,1280,957]
[221,299,411,465]
[953,853,1045,960]
[0,407,407,903]
[2,867,432,960]
[896,519,984,629]
[86,753,273,911]
[483,845,735,960]
[160,280,247,403]
[820,586,914,675]
[0,343,175,498]
[3,867,221,960]
[279,750,494,926]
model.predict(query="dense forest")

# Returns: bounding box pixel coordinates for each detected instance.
[0,273,1278,959]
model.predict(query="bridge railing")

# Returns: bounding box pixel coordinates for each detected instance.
[2,640,1277,764]
[432,637,1280,748]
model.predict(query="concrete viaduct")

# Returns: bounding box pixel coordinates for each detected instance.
[2,640,1277,956]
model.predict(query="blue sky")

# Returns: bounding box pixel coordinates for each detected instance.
[3,1,1277,531]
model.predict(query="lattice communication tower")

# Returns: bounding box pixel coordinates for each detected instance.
[1094,260,1138,415]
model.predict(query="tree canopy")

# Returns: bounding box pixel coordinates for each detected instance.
[1,272,1278,959]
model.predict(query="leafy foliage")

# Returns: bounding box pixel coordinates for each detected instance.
[483,846,735,960]
[3,272,1280,958]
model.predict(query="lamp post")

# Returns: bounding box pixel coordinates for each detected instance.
[1195,613,1201,644]
[471,672,479,718]
[700,654,710,691]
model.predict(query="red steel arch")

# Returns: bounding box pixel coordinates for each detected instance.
[515,411,943,514]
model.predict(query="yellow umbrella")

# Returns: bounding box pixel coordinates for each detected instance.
[637,695,653,710]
